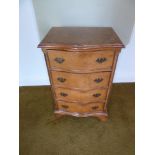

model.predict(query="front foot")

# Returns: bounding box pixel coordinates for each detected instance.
[96,115,108,122]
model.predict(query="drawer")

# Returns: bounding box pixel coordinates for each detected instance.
[57,101,104,113]
[54,88,107,103]
[51,71,111,90]
[47,50,114,71]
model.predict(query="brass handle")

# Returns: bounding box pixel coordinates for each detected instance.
[92,106,99,110]
[57,77,66,83]
[93,93,101,97]
[54,57,65,64]
[94,78,103,83]
[61,105,69,109]
[60,92,68,97]
[96,58,107,63]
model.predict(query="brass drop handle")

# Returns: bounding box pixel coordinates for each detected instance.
[61,105,69,109]
[93,93,101,97]
[54,57,65,64]
[94,78,103,83]
[60,92,68,97]
[92,106,99,110]
[96,58,107,63]
[57,77,66,83]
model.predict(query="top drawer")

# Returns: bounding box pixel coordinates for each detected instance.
[47,50,114,72]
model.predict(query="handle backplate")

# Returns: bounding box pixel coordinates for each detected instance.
[93,93,101,97]
[61,105,69,109]
[60,92,68,97]
[57,77,66,83]
[92,106,99,110]
[55,57,65,64]
[94,78,103,83]
[96,58,107,63]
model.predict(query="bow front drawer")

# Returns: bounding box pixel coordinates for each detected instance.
[55,88,107,103]
[57,101,104,113]
[47,50,114,71]
[38,27,124,121]
[51,71,111,90]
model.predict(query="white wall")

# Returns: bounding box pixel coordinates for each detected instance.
[114,26,135,82]
[33,0,135,45]
[19,0,49,85]
[19,0,135,86]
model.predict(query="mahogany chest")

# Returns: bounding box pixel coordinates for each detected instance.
[38,27,124,121]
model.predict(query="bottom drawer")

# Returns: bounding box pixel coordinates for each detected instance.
[56,101,104,113]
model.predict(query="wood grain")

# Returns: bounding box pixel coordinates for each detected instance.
[57,100,104,113]
[38,27,124,49]
[51,71,111,91]
[104,49,120,111]
[48,50,114,71]
[38,27,124,121]
[54,87,107,103]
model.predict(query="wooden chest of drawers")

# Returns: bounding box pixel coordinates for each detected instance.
[38,27,124,121]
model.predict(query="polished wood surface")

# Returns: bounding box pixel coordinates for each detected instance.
[38,27,124,121]
[48,50,114,71]
[51,71,111,91]
[38,27,124,49]
[57,101,104,113]
[54,87,107,103]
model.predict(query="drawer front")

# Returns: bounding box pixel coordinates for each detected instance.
[48,50,114,71]
[55,88,107,103]
[57,101,104,113]
[51,71,111,90]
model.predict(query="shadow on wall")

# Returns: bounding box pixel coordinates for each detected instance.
[32,0,135,46]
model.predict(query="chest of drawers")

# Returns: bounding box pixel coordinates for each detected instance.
[38,27,124,121]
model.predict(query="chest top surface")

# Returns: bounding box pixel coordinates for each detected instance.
[38,27,124,49]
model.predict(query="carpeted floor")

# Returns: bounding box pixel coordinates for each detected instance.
[19,83,135,155]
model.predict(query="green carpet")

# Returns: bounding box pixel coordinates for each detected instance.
[20,83,135,155]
